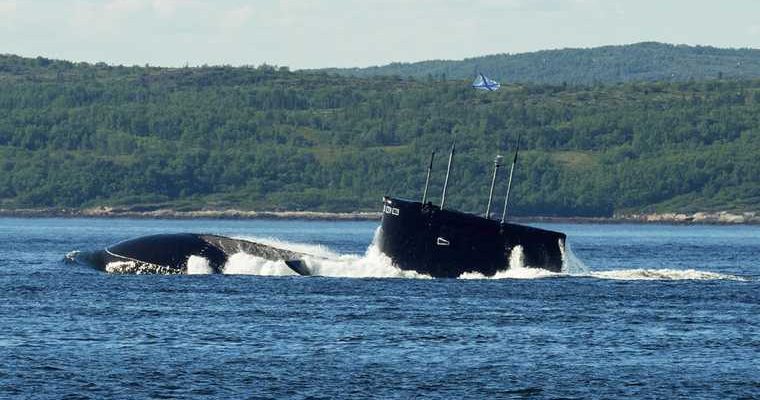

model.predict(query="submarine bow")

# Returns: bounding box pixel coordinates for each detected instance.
[68,233,310,275]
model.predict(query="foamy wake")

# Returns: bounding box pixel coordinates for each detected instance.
[587,269,747,281]
[459,243,746,282]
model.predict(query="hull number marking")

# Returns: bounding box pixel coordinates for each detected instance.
[384,205,400,216]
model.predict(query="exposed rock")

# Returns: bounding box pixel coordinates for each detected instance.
[718,212,745,223]
[618,211,759,224]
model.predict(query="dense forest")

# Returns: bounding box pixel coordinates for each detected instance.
[1,54,759,216]
[321,42,760,85]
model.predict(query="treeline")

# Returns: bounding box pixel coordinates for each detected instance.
[320,42,760,85]
[1,54,759,216]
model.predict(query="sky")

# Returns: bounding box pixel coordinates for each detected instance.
[1,0,760,69]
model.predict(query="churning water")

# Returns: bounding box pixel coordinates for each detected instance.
[1,218,758,398]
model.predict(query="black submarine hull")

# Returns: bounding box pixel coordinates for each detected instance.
[68,233,310,275]
[377,197,566,278]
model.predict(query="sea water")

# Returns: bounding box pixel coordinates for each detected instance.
[0,218,758,399]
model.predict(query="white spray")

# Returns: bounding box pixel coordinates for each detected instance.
[223,252,299,276]
[222,228,430,279]
[460,245,561,280]
[186,255,213,275]
[560,240,590,274]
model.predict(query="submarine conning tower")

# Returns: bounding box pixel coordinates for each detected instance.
[377,138,566,278]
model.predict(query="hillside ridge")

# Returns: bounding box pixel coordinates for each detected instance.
[0,52,758,217]
[317,42,760,85]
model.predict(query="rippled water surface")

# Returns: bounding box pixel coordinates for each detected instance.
[1,218,758,399]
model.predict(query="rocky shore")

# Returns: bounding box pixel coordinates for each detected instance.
[0,207,757,224]
[615,211,760,224]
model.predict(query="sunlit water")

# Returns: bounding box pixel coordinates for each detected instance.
[1,218,758,398]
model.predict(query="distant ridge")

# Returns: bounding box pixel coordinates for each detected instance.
[317,42,760,84]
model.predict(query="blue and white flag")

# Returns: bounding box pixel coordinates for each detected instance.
[472,73,500,91]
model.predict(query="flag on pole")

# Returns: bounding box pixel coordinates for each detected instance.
[472,73,500,91]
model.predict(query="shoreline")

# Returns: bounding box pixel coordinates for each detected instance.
[0,207,381,221]
[0,207,758,224]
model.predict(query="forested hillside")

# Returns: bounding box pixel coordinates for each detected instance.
[321,42,760,85]
[1,54,759,216]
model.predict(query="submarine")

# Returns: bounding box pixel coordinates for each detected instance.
[68,136,565,278]
[67,233,310,275]
[376,140,567,278]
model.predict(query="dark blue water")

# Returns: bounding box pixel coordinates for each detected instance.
[1,218,758,399]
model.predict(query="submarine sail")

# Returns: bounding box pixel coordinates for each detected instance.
[377,123,566,277]
[377,197,565,278]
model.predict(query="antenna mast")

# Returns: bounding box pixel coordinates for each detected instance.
[440,143,455,209]
[421,151,435,204]
[501,133,521,223]
[485,154,503,219]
